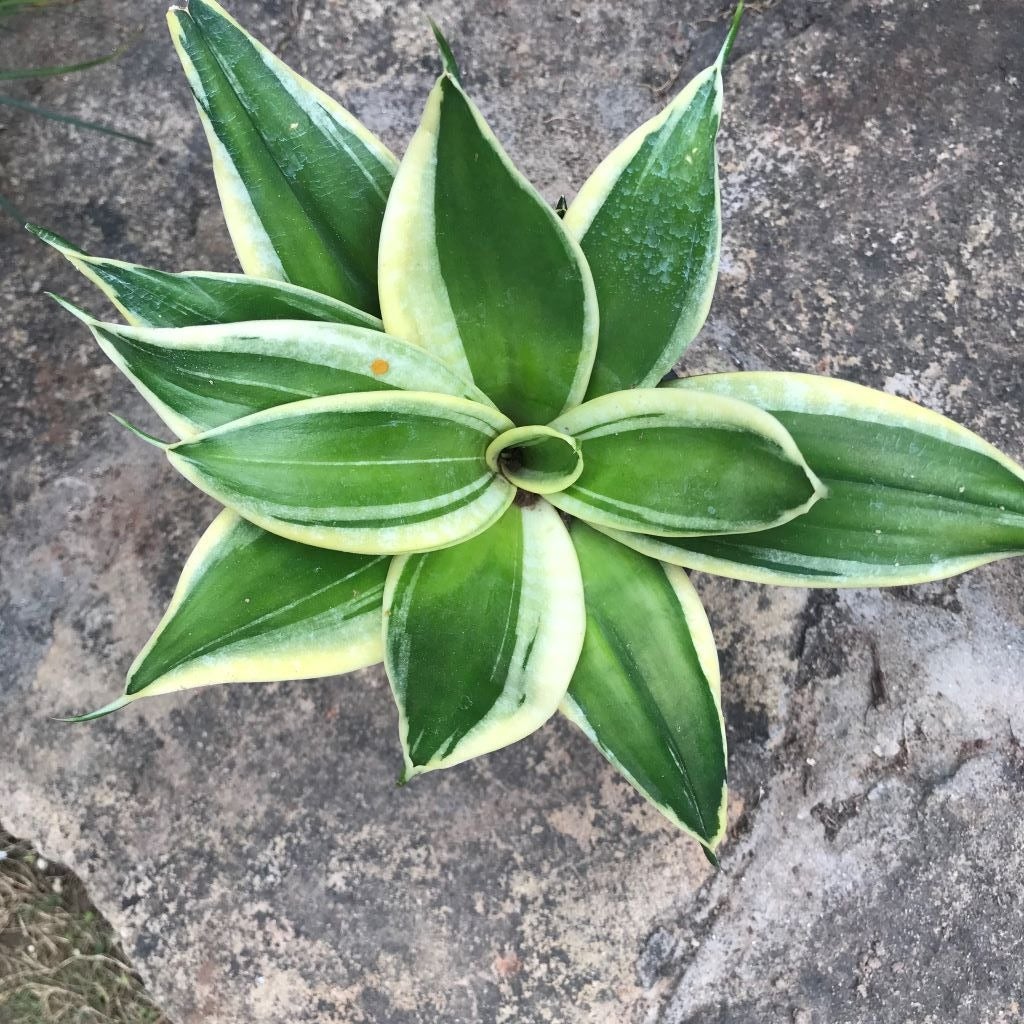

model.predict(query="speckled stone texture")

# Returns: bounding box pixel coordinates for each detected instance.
[2,1,1022,1021]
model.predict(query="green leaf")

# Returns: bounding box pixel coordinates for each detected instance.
[546,388,824,536]
[30,226,382,330]
[64,510,389,721]
[0,0,64,15]
[384,501,585,779]
[485,425,584,495]
[163,392,516,554]
[54,297,493,440]
[563,523,727,850]
[428,19,461,81]
[563,14,741,399]
[607,373,1024,586]
[167,0,397,310]
[377,69,598,425]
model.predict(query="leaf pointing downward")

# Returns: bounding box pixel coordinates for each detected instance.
[563,523,727,852]
[384,501,585,778]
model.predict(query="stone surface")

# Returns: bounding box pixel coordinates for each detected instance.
[2,0,1023,1022]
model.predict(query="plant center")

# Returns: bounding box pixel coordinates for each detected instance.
[485,425,583,496]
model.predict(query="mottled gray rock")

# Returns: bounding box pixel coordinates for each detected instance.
[2,1,1023,1022]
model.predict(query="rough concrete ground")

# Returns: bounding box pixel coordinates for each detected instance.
[1,0,1023,1021]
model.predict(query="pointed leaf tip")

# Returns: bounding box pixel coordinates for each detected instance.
[377,67,598,424]
[703,845,721,869]
[46,292,95,322]
[28,223,87,255]
[25,222,50,242]
[123,511,388,703]
[55,694,134,723]
[109,413,168,448]
[429,18,461,80]
[563,524,727,848]
[385,503,584,775]
[718,2,744,67]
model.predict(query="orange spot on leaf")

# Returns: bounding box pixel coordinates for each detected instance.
[371,358,390,375]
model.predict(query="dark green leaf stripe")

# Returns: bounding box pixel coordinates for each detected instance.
[378,71,598,425]
[563,523,727,849]
[31,225,382,330]
[165,392,516,554]
[564,36,730,398]
[547,388,823,536]
[66,511,389,721]
[56,298,493,439]
[384,501,585,778]
[168,0,397,310]
[606,373,1024,586]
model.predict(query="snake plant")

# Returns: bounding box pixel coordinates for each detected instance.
[35,0,1024,860]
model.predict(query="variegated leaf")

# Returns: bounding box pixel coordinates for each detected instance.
[485,425,583,495]
[31,225,382,330]
[564,7,742,399]
[55,297,493,440]
[384,501,585,779]
[563,523,727,853]
[161,392,516,554]
[66,510,389,721]
[605,373,1024,586]
[168,0,397,310]
[546,388,824,536]
[377,57,598,425]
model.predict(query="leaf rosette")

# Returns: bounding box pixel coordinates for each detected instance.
[37,0,1024,858]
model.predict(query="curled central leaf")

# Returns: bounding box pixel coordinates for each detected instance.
[485,425,584,495]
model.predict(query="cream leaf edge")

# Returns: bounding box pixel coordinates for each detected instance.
[63,510,387,721]
[560,562,728,852]
[547,388,826,536]
[564,63,723,387]
[168,1,397,283]
[55,298,497,440]
[384,500,586,779]
[164,392,517,555]
[33,226,383,331]
[604,371,1024,586]
[378,72,599,413]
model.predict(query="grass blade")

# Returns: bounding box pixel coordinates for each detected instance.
[0,37,137,80]
[0,93,151,144]
[0,190,25,223]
